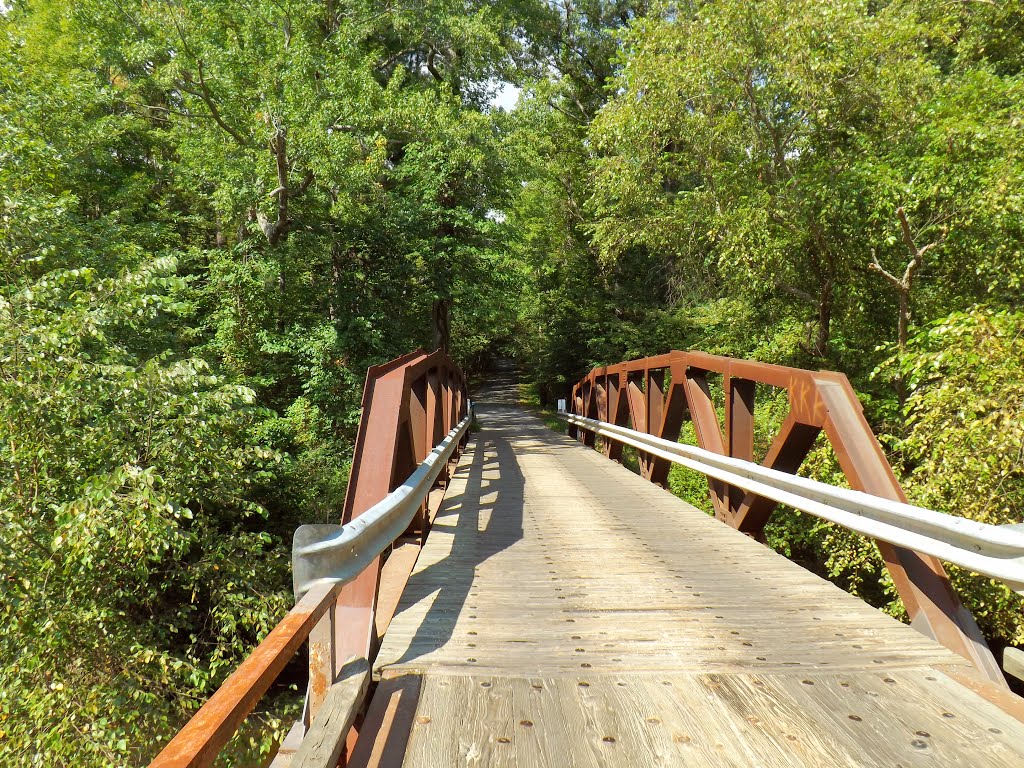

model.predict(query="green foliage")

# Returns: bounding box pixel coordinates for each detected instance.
[666,422,713,514]
[897,308,1024,643]
[1,0,543,763]
[0,260,296,765]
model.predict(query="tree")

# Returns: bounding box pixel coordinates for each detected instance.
[590,1,953,362]
[867,206,945,405]
[898,308,1024,645]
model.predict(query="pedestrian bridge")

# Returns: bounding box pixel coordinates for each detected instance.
[151,351,1024,768]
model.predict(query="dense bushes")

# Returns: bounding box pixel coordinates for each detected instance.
[0,260,295,764]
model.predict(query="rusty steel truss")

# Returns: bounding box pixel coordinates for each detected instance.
[150,349,468,768]
[569,351,1004,686]
[331,349,468,676]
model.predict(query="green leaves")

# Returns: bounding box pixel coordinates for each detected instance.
[894,308,1024,642]
[0,254,291,764]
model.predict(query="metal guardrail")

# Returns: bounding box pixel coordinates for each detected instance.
[563,412,1024,594]
[293,412,472,600]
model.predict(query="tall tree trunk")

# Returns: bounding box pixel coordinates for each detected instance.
[432,298,450,353]
[868,207,943,408]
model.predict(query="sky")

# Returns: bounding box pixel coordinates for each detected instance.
[491,82,522,111]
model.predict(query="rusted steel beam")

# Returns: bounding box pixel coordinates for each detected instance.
[425,370,445,486]
[649,374,688,487]
[581,379,596,447]
[150,582,340,768]
[567,383,581,440]
[640,369,663,481]
[595,377,608,422]
[407,379,431,534]
[603,373,629,461]
[338,363,411,667]
[816,377,1005,687]
[441,371,454,438]
[343,354,429,524]
[409,377,428,464]
[732,412,821,536]
[647,369,665,449]
[683,351,821,397]
[681,368,730,520]
[307,601,337,722]
[724,378,755,513]
[624,372,648,471]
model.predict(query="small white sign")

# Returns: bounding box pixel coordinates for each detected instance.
[557,398,567,413]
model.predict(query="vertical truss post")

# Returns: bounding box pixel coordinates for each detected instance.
[568,383,580,440]
[595,373,609,455]
[603,372,628,462]
[648,365,688,487]
[307,600,337,723]
[645,369,665,482]
[581,379,597,447]
[408,377,429,534]
[334,350,469,674]
[441,371,452,436]
[426,369,445,486]
[626,371,649,475]
[725,378,756,515]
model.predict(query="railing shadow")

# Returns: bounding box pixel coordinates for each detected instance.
[387,397,526,665]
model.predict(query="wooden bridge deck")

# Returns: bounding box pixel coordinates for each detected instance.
[351,394,1024,767]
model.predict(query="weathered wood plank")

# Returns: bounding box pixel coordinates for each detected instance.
[375,407,964,680]
[401,672,1024,767]
[1004,647,1024,683]
[292,657,370,768]
[348,673,422,768]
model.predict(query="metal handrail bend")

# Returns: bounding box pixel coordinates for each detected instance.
[293,412,473,599]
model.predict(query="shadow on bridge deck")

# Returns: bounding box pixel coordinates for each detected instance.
[387,404,527,666]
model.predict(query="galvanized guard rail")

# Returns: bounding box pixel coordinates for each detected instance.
[568,351,1008,687]
[150,350,469,768]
